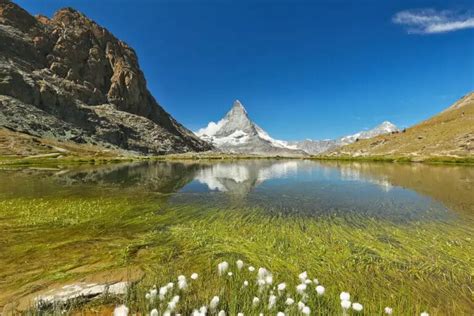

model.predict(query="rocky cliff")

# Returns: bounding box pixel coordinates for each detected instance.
[0,0,212,154]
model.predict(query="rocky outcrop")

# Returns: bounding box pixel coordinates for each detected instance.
[0,0,212,154]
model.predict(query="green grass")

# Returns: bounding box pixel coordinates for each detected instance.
[1,192,473,315]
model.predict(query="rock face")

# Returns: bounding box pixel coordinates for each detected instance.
[0,0,211,154]
[196,100,307,156]
[288,121,399,155]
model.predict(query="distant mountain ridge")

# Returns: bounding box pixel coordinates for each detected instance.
[288,121,399,154]
[196,100,398,155]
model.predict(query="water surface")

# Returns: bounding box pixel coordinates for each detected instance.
[0,160,473,312]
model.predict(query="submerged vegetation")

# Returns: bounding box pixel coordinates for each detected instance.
[2,196,473,314]
[0,161,473,315]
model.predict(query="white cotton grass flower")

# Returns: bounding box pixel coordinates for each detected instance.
[191,273,198,280]
[296,283,307,294]
[340,292,350,301]
[145,293,151,300]
[149,288,157,299]
[243,280,249,287]
[352,302,363,312]
[277,312,285,316]
[316,285,325,295]
[167,300,177,311]
[236,259,244,270]
[257,267,269,279]
[277,282,286,292]
[178,275,187,290]
[159,286,168,300]
[313,278,319,284]
[384,307,393,315]
[248,266,255,272]
[167,282,174,289]
[257,279,266,287]
[228,272,233,277]
[268,295,277,309]
[163,311,171,316]
[168,295,179,312]
[341,300,351,310]
[304,279,312,284]
[210,296,220,310]
[420,313,430,316]
[150,309,158,316]
[113,305,129,316]
[298,271,308,282]
[218,261,229,275]
[265,274,273,285]
[237,313,244,316]
[218,311,226,316]
[199,306,207,314]
[302,306,311,315]
[285,297,295,305]
[252,296,260,306]
[297,301,305,311]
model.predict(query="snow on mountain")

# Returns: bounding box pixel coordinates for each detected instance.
[339,121,399,145]
[289,121,399,154]
[196,100,398,156]
[195,100,305,156]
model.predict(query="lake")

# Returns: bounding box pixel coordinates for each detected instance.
[0,160,472,314]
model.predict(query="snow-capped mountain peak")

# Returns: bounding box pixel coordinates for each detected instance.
[195,100,305,156]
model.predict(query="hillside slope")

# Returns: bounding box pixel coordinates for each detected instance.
[328,93,474,159]
[0,1,211,155]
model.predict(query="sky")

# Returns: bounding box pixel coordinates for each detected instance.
[16,0,474,140]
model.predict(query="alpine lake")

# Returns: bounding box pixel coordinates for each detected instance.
[0,159,472,315]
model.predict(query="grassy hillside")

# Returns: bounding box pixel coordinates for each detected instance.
[327,93,474,160]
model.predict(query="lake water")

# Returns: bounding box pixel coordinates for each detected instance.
[0,159,473,313]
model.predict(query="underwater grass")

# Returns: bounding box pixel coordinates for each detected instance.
[1,193,473,315]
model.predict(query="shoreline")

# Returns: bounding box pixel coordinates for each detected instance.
[1,153,473,167]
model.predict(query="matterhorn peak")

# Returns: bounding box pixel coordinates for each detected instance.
[195,100,304,156]
[226,99,248,117]
[233,99,244,109]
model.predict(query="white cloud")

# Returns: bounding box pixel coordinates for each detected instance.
[393,9,474,34]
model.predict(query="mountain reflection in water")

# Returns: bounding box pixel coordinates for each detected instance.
[1,160,472,221]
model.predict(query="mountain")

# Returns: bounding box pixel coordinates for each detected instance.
[0,1,211,155]
[288,121,399,155]
[338,121,399,145]
[196,100,306,156]
[328,93,474,159]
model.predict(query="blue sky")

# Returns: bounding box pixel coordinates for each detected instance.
[16,0,474,140]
